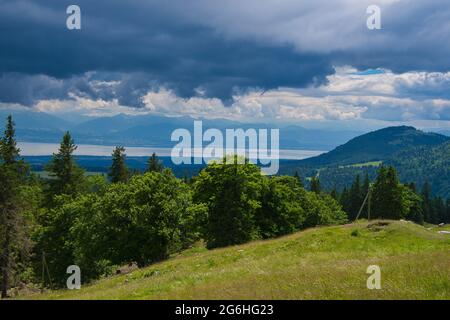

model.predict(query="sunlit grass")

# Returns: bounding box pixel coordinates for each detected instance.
[21,220,450,300]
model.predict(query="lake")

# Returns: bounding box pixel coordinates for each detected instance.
[18,142,324,160]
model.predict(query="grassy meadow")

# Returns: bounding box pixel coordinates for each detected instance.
[19,220,450,300]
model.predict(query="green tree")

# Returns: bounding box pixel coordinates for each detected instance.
[71,170,196,277]
[402,186,424,224]
[340,187,351,215]
[108,146,129,183]
[446,199,450,223]
[0,115,29,298]
[371,166,405,219]
[348,174,363,220]
[431,197,446,224]
[193,157,263,248]
[330,186,338,200]
[46,132,85,197]
[257,176,306,238]
[310,176,321,194]
[421,182,432,222]
[147,153,163,173]
[293,171,304,188]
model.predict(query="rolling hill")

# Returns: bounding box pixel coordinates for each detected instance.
[386,141,450,198]
[300,126,449,166]
[17,220,450,300]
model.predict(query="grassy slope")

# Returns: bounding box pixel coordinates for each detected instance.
[25,220,450,300]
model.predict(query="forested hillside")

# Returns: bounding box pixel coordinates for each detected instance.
[280,126,450,199]
[300,126,449,166]
[386,142,450,198]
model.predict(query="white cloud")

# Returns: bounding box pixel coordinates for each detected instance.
[24,67,450,125]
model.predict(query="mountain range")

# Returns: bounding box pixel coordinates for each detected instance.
[0,109,361,151]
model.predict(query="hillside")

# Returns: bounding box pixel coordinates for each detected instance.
[20,220,450,300]
[386,141,450,198]
[300,126,449,166]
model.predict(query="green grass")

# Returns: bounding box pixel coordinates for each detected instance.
[339,161,383,169]
[20,220,450,300]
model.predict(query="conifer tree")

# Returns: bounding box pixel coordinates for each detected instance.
[371,166,404,219]
[362,174,370,194]
[310,176,321,194]
[294,171,304,188]
[46,132,84,197]
[446,199,450,223]
[340,187,351,214]
[348,174,363,220]
[147,152,163,173]
[421,182,432,222]
[0,115,28,298]
[109,146,129,183]
[330,186,338,200]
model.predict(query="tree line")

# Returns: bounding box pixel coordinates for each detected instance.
[303,168,450,225]
[1,115,449,297]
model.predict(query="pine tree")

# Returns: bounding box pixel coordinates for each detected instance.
[446,199,450,223]
[109,146,129,183]
[348,175,363,220]
[310,176,321,194]
[147,153,163,173]
[46,132,84,197]
[362,174,370,194]
[407,182,417,193]
[421,182,432,222]
[371,166,404,219]
[1,115,20,165]
[340,187,350,214]
[432,197,446,224]
[0,115,28,298]
[330,186,338,200]
[294,171,304,188]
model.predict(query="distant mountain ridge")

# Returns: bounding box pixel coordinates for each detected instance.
[0,110,361,151]
[300,126,450,166]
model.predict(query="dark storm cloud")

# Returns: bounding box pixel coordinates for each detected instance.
[1,0,450,107]
[0,0,334,106]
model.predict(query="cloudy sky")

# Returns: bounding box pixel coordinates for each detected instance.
[1,0,450,130]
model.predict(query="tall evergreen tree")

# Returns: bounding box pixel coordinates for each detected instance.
[310,176,321,194]
[340,187,351,214]
[407,182,417,193]
[371,166,404,219]
[330,186,338,200]
[362,174,370,194]
[432,197,446,224]
[1,115,20,165]
[0,115,28,298]
[293,171,304,188]
[348,174,363,220]
[446,199,450,223]
[108,146,129,183]
[46,132,84,197]
[147,153,163,173]
[421,182,432,222]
